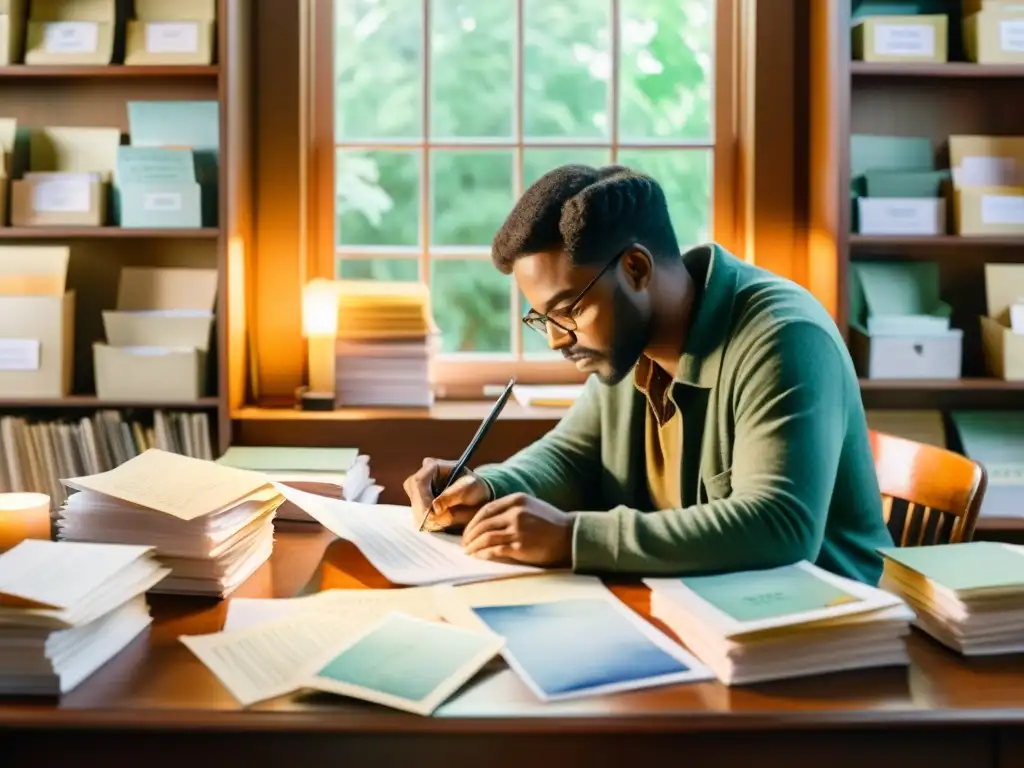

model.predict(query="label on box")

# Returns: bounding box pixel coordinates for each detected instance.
[145,23,200,54]
[143,192,184,211]
[31,175,91,213]
[0,339,41,371]
[1000,19,1024,52]
[858,198,941,235]
[1011,300,1024,334]
[981,194,1024,225]
[959,156,1020,187]
[988,464,1024,485]
[42,22,99,54]
[873,24,935,57]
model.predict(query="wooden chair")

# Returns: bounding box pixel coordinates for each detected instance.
[869,430,987,547]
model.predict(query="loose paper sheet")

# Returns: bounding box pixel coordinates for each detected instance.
[182,587,443,706]
[273,484,540,586]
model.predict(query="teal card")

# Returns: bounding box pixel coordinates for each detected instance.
[881,542,1024,592]
[217,446,359,472]
[127,101,220,150]
[116,147,196,184]
[313,613,494,705]
[680,564,861,623]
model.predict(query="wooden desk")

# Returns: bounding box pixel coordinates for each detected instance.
[4,529,1024,768]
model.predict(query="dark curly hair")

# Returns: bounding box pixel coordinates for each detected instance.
[491,164,680,275]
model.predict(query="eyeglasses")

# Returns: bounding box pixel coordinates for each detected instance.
[521,251,624,336]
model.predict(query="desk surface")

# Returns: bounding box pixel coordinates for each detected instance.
[3,528,1024,736]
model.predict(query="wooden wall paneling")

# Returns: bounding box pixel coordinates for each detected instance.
[220,0,256,453]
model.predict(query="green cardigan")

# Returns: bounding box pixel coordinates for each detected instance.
[476,245,893,585]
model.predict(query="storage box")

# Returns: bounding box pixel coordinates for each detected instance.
[126,0,215,65]
[857,197,945,235]
[980,264,1024,381]
[964,8,1024,63]
[10,126,119,227]
[0,245,74,398]
[849,261,962,380]
[0,118,14,227]
[93,266,217,402]
[948,135,1024,235]
[852,14,949,62]
[23,0,115,65]
[0,0,27,64]
[114,146,202,228]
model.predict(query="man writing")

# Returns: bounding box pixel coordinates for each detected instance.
[403,164,892,584]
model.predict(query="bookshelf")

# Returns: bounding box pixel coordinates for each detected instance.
[808,2,1024,411]
[0,0,253,458]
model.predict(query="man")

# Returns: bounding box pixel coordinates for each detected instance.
[403,164,892,584]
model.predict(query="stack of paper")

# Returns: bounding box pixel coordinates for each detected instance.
[334,280,438,408]
[646,561,915,685]
[950,411,1024,522]
[216,447,382,522]
[57,449,282,598]
[879,542,1024,655]
[0,539,168,695]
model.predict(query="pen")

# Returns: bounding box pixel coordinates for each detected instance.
[418,376,516,532]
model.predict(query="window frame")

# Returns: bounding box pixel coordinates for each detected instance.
[310,0,740,398]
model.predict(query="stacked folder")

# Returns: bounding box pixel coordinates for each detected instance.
[57,449,282,598]
[879,542,1024,655]
[646,561,915,685]
[334,280,438,408]
[0,539,168,695]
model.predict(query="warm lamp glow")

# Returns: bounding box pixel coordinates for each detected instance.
[301,279,338,395]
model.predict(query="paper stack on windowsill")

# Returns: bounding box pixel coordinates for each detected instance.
[646,561,914,686]
[57,449,283,598]
[879,542,1024,656]
[0,539,168,696]
[216,447,382,523]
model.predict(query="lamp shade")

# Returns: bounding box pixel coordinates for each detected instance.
[302,278,339,337]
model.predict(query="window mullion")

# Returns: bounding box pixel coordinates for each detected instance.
[420,0,432,285]
[511,0,525,360]
[609,0,620,163]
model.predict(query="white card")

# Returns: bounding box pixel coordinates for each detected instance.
[1001,19,1024,52]
[1011,301,1024,335]
[145,22,200,54]
[143,192,184,212]
[981,194,1024,226]
[42,22,99,54]
[0,339,40,371]
[873,23,935,57]
[32,175,92,213]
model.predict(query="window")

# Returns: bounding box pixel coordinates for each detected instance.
[321,0,735,393]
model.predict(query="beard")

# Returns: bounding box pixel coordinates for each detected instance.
[595,284,652,386]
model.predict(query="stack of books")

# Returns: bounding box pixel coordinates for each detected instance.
[879,542,1024,655]
[0,539,168,695]
[216,446,382,523]
[334,281,437,408]
[57,449,282,598]
[646,561,915,685]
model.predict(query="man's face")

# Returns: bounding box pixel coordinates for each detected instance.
[514,249,653,385]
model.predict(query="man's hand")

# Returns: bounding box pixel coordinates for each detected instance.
[402,457,492,532]
[461,493,576,567]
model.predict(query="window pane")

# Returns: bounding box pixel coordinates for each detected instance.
[618,0,714,141]
[523,148,612,188]
[618,150,712,247]
[337,150,420,247]
[432,260,511,353]
[523,0,610,139]
[431,151,513,246]
[431,0,514,138]
[520,294,561,356]
[335,0,422,139]
[337,258,420,281]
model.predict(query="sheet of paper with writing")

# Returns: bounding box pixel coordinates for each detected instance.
[63,449,271,521]
[273,483,541,586]
[182,587,443,706]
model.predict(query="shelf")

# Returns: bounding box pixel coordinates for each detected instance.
[850,234,1024,249]
[0,227,219,240]
[233,401,566,422]
[0,396,219,409]
[859,378,1024,409]
[0,65,218,79]
[860,378,1024,392]
[851,62,1024,78]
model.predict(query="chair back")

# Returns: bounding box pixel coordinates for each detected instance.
[869,430,987,546]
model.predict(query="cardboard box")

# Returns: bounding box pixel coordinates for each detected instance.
[1,0,27,65]
[852,14,949,62]
[114,146,202,228]
[857,197,945,235]
[93,266,217,402]
[10,126,119,227]
[23,0,115,65]
[0,118,14,227]
[948,135,1024,235]
[849,261,962,380]
[964,9,1024,63]
[980,263,1024,381]
[0,245,74,398]
[126,0,215,65]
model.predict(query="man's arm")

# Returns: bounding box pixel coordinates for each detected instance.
[572,321,849,575]
[474,378,602,512]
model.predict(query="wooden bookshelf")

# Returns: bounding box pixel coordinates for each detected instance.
[0,0,253,456]
[808,2,1024,411]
